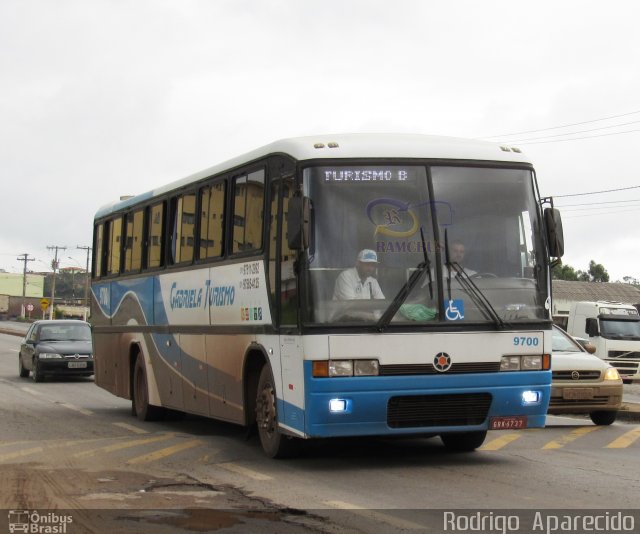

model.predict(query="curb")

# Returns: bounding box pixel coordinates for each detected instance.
[617,403,640,423]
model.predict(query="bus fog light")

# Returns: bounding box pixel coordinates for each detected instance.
[329,399,348,413]
[329,360,353,377]
[354,360,379,376]
[522,390,541,406]
[522,355,542,370]
[500,356,520,371]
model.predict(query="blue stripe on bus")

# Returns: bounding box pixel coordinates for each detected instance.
[301,361,550,438]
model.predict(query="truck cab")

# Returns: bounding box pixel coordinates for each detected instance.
[566,301,640,383]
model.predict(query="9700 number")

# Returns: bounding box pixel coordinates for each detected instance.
[513,336,539,347]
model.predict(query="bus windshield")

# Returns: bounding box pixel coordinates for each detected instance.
[301,164,548,326]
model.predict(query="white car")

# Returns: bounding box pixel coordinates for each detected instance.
[548,326,623,425]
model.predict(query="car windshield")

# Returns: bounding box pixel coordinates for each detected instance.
[552,327,582,353]
[40,324,91,341]
[301,164,548,326]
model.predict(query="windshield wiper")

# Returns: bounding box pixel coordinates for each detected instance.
[443,230,506,329]
[377,227,432,332]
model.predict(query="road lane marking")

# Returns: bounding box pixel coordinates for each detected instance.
[74,433,176,458]
[126,439,203,464]
[0,447,43,462]
[112,422,149,434]
[542,426,601,449]
[21,387,43,396]
[217,462,273,481]
[57,402,94,416]
[479,433,522,451]
[605,426,640,448]
[325,500,426,530]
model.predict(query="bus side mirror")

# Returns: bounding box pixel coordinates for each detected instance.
[287,195,311,251]
[585,318,599,337]
[544,208,564,258]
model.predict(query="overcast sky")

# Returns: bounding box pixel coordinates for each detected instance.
[1,1,639,281]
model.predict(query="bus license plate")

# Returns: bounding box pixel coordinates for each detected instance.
[68,361,87,369]
[490,416,527,430]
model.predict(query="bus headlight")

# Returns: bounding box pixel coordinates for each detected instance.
[329,360,353,377]
[313,359,380,377]
[354,360,379,376]
[501,354,550,371]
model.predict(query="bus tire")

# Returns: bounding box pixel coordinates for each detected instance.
[133,356,165,422]
[590,410,617,426]
[256,365,298,458]
[440,430,487,452]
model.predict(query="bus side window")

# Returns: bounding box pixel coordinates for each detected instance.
[124,209,144,272]
[107,217,122,276]
[94,223,104,278]
[199,181,226,260]
[147,202,164,269]
[169,193,196,265]
[232,169,265,254]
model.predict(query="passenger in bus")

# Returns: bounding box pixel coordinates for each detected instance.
[333,249,385,300]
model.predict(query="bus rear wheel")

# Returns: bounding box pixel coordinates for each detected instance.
[440,430,487,452]
[256,365,298,458]
[133,356,165,422]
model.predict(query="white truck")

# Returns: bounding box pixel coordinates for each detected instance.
[566,301,640,383]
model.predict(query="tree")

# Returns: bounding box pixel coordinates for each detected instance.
[552,260,609,282]
[587,260,609,282]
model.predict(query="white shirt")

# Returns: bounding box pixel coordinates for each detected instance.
[333,268,385,300]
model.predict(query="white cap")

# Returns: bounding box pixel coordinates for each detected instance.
[357,249,378,263]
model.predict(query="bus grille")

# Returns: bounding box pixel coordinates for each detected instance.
[379,362,500,376]
[387,393,492,428]
[552,370,601,380]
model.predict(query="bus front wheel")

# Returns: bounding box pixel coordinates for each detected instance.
[440,430,487,452]
[133,356,166,422]
[256,365,298,458]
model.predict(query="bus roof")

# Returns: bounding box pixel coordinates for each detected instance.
[95,133,531,219]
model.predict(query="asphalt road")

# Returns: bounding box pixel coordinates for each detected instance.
[2,325,640,533]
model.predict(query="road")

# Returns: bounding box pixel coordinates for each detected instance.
[1,329,640,533]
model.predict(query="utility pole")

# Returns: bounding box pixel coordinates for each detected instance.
[16,253,35,318]
[47,245,66,320]
[77,245,92,320]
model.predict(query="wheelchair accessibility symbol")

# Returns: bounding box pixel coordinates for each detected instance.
[445,299,465,321]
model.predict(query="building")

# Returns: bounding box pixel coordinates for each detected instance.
[0,272,46,319]
[552,280,640,328]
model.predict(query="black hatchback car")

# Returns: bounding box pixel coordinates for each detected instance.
[18,320,94,382]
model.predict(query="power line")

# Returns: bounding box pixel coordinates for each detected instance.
[506,120,640,144]
[516,128,640,145]
[554,185,640,198]
[555,198,640,208]
[480,109,640,139]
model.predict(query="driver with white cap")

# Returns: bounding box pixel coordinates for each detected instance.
[333,249,385,300]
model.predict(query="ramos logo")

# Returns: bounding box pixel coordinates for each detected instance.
[433,352,452,372]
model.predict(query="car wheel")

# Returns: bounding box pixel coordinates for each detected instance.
[590,410,617,426]
[441,431,487,452]
[255,365,299,458]
[132,356,165,421]
[19,353,29,378]
[32,358,44,383]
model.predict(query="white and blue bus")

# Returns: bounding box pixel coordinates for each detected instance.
[91,134,564,457]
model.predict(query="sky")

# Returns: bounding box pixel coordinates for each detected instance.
[1,0,639,281]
